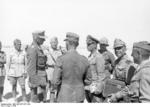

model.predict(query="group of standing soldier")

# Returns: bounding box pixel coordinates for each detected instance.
[0,30,150,103]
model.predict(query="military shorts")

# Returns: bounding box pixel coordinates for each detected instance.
[0,76,5,87]
[28,75,47,88]
[8,76,25,88]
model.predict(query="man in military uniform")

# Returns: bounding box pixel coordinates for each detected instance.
[52,32,92,103]
[112,39,133,83]
[26,30,47,103]
[109,41,150,103]
[103,39,133,102]
[85,35,106,103]
[7,39,27,102]
[98,37,115,77]
[0,41,6,102]
[44,37,62,102]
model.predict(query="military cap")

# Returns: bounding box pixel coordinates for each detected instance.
[133,41,150,52]
[50,36,58,43]
[113,39,126,49]
[64,32,79,42]
[86,35,99,45]
[99,37,109,46]
[32,30,47,39]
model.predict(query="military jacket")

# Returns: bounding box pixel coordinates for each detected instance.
[99,50,115,75]
[26,42,47,77]
[114,60,150,103]
[129,60,150,102]
[7,49,26,77]
[113,54,132,82]
[88,51,105,82]
[53,50,92,102]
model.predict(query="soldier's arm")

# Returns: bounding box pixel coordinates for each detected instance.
[26,48,37,76]
[110,71,141,102]
[50,57,62,102]
[84,63,92,86]
[52,57,63,89]
[108,52,115,70]
[0,52,6,64]
[23,52,28,78]
[109,86,130,102]
[6,54,12,73]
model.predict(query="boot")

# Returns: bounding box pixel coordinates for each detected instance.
[30,87,39,103]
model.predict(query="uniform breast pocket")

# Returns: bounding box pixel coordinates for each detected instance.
[37,54,47,69]
[116,66,126,78]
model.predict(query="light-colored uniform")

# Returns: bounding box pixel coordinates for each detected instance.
[88,51,105,83]
[113,59,150,103]
[44,48,62,81]
[113,54,132,82]
[7,49,26,87]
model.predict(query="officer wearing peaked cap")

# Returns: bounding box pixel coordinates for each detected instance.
[103,38,134,103]
[85,35,106,102]
[32,30,47,39]
[99,37,115,77]
[52,32,92,103]
[112,39,133,83]
[109,41,150,103]
[86,35,99,45]
[26,30,47,102]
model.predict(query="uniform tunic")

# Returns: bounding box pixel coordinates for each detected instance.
[7,49,26,77]
[88,51,105,82]
[53,50,92,102]
[113,54,132,82]
[115,60,150,103]
[27,42,47,87]
[99,50,115,76]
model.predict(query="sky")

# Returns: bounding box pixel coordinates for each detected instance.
[0,0,150,50]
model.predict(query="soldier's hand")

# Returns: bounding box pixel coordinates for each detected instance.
[110,75,113,79]
[109,94,117,102]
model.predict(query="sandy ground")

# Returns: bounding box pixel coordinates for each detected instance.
[2,77,31,103]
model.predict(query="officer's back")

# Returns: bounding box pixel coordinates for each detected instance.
[60,50,89,86]
[53,32,91,103]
